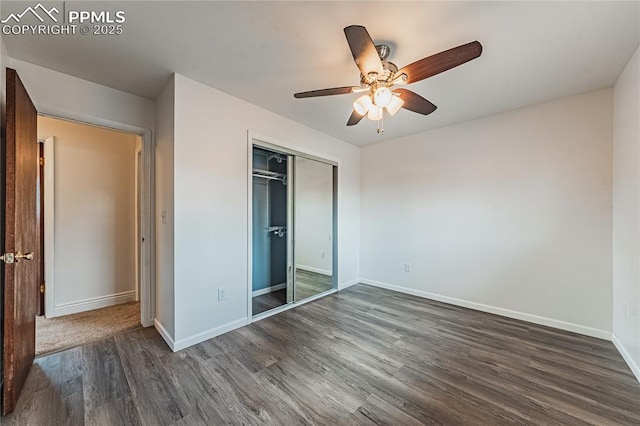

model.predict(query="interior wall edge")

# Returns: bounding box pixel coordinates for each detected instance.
[611,43,640,381]
[360,278,612,341]
[338,278,360,291]
[612,334,640,383]
[153,318,176,352]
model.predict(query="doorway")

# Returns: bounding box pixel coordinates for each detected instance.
[35,116,144,356]
[2,68,155,414]
[249,138,338,319]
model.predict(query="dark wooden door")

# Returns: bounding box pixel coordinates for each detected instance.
[2,68,39,415]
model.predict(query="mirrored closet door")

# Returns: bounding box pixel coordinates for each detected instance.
[293,157,334,302]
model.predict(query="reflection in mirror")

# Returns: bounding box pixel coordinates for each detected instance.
[294,157,333,301]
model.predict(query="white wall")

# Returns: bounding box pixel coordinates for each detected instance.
[360,89,614,338]
[170,73,359,349]
[612,45,640,380]
[295,156,333,275]
[38,116,137,316]
[154,76,176,339]
[8,59,154,131]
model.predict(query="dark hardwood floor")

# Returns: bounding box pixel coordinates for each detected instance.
[5,284,640,425]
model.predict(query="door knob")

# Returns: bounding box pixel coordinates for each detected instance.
[15,251,34,262]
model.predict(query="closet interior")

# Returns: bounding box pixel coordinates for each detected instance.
[252,147,290,315]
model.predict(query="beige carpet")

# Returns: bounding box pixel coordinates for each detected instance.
[36,301,141,357]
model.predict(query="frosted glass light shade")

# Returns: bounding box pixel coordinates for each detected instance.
[367,106,383,121]
[373,87,392,107]
[353,95,372,116]
[386,95,404,116]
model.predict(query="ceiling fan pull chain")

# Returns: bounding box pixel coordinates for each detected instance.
[377,113,384,135]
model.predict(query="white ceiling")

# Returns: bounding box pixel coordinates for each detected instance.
[3,1,639,146]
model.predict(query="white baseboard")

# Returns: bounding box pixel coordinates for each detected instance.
[252,283,286,297]
[338,278,360,291]
[172,318,248,352]
[154,318,175,351]
[612,334,640,383]
[360,278,611,340]
[296,265,332,276]
[51,290,137,318]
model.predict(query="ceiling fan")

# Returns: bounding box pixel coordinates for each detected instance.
[294,25,483,134]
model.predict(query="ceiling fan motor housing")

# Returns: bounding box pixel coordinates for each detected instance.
[361,45,398,86]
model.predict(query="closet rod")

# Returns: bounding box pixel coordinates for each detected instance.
[252,174,284,181]
[252,168,287,183]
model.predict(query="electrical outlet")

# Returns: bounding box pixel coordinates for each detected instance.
[218,288,227,301]
[405,262,412,272]
[320,250,325,258]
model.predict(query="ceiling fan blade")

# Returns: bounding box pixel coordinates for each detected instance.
[396,41,482,84]
[394,89,437,115]
[294,86,355,99]
[347,110,364,126]
[344,25,384,77]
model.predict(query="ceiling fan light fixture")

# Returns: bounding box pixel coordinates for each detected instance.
[373,86,392,107]
[367,106,383,121]
[353,95,372,116]
[386,95,404,116]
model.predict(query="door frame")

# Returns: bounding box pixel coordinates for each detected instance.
[286,154,294,304]
[246,131,339,322]
[37,140,46,316]
[37,110,155,327]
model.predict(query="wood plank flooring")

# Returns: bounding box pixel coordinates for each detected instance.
[252,270,333,315]
[294,270,333,302]
[252,289,287,315]
[5,284,640,425]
